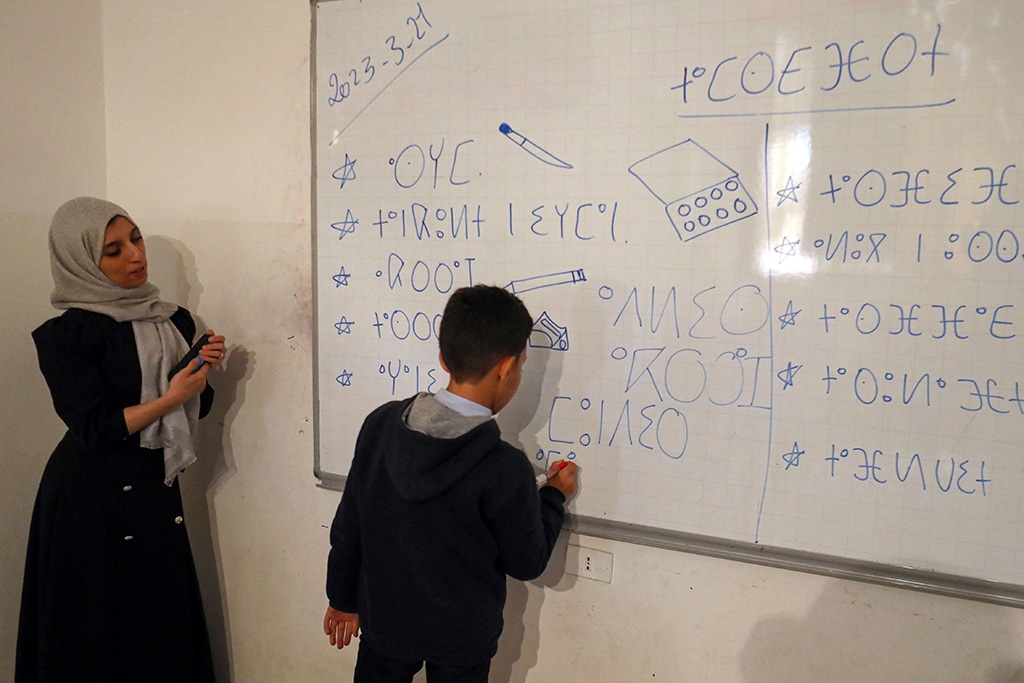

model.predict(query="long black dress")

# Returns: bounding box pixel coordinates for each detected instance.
[16,307,216,683]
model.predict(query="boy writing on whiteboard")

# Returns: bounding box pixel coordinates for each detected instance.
[323,284,577,682]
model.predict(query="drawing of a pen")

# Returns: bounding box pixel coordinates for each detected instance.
[499,122,573,170]
[503,269,586,295]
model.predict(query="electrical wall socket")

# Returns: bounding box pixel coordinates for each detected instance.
[566,544,613,583]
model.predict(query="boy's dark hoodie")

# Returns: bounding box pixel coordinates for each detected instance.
[327,392,566,667]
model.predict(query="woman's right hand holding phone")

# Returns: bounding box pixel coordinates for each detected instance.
[167,358,210,402]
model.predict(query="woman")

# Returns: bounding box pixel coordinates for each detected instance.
[16,197,227,682]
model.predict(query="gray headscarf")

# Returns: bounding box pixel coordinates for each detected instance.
[50,196,178,321]
[49,197,199,485]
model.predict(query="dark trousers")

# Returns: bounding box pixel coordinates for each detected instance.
[354,639,491,683]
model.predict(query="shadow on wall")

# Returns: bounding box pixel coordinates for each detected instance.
[491,346,581,683]
[493,532,577,683]
[739,580,1024,683]
[148,236,252,683]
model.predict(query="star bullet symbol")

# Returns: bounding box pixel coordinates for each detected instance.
[332,267,351,287]
[777,361,802,390]
[334,317,354,335]
[776,176,801,206]
[332,153,358,189]
[778,300,801,329]
[773,235,800,262]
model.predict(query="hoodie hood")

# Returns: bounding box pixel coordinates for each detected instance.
[383,394,500,502]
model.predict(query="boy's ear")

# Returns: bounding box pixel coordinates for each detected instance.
[494,355,517,382]
[438,352,450,374]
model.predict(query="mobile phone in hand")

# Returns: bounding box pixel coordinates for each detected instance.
[168,333,211,381]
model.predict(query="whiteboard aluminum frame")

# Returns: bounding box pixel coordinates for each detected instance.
[317,471,1024,608]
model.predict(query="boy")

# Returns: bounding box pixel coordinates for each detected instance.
[324,284,577,682]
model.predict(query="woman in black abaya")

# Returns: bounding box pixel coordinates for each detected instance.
[16,197,227,682]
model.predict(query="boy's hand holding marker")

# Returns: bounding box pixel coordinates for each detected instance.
[537,460,578,499]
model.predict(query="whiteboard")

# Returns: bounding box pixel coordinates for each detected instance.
[313,0,1024,599]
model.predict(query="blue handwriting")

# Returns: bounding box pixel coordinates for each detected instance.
[818,302,1016,340]
[379,253,475,294]
[826,444,988,496]
[673,25,949,106]
[819,164,1019,207]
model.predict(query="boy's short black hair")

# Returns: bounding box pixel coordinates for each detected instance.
[439,285,534,381]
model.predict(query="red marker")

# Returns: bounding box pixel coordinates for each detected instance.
[536,460,569,487]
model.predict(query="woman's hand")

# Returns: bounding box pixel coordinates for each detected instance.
[167,358,211,401]
[124,358,209,435]
[197,329,227,369]
[164,329,223,405]
[122,329,222,435]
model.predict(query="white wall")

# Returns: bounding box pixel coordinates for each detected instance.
[4,1,1024,681]
[0,0,108,674]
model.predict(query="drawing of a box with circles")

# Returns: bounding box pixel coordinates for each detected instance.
[629,139,758,242]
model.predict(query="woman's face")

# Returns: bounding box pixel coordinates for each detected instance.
[99,216,148,288]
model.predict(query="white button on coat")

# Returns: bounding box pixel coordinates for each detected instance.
[174,516,184,524]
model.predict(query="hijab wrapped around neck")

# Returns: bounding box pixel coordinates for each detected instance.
[49,197,199,485]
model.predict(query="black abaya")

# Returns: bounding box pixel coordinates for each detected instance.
[16,307,216,683]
